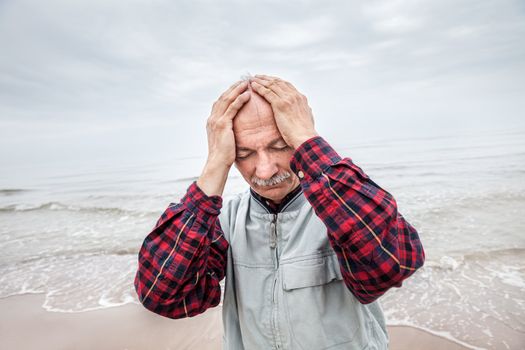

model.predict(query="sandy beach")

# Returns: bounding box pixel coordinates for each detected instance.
[0,293,471,350]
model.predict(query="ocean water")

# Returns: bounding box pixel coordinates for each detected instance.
[1,129,524,349]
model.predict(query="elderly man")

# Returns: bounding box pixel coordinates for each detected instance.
[134,75,425,350]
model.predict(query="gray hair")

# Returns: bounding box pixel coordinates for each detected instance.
[251,171,291,187]
[240,72,254,82]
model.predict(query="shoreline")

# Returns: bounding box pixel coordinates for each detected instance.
[0,293,472,350]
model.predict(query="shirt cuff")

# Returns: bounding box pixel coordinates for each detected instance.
[290,136,342,182]
[181,181,223,217]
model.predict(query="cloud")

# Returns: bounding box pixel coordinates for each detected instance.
[0,0,524,168]
[255,16,337,49]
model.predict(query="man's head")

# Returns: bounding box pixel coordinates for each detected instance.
[233,84,300,204]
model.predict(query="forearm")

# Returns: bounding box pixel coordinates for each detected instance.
[290,136,425,303]
[134,182,228,318]
[197,158,231,197]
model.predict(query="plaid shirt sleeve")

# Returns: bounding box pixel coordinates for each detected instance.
[134,181,229,319]
[290,136,425,304]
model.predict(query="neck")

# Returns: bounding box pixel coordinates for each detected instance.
[250,183,302,214]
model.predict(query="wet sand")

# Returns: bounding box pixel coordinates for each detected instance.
[0,293,471,349]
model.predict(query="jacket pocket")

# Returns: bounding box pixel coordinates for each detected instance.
[282,254,342,290]
[281,254,363,350]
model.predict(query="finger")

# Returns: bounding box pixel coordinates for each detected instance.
[222,80,243,97]
[222,80,248,100]
[213,80,242,111]
[215,81,248,115]
[223,90,251,120]
[251,77,287,97]
[250,81,280,104]
[254,74,296,92]
[254,74,282,81]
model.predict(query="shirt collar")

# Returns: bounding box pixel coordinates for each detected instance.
[249,184,303,214]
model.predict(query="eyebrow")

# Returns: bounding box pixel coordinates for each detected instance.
[236,137,286,152]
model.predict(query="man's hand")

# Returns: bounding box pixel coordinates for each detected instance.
[197,80,251,196]
[250,75,318,149]
[206,80,251,167]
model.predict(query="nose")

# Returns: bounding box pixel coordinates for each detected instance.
[254,151,279,180]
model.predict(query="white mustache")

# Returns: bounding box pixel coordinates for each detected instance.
[251,172,291,187]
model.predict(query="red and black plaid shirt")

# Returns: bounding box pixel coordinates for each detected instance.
[134,136,425,319]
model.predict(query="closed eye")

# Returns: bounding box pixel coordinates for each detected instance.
[236,153,252,160]
[236,145,289,160]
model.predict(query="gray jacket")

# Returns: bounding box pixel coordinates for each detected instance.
[218,188,389,350]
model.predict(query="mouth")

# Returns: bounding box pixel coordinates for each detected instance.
[253,182,282,190]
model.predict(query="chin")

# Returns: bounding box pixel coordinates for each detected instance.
[260,188,286,201]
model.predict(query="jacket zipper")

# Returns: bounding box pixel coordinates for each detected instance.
[271,214,281,349]
[270,213,278,301]
[270,214,277,249]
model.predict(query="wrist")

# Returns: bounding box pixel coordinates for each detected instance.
[204,157,232,172]
[291,132,319,149]
[197,160,231,197]
[183,182,223,217]
[206,153,234,169]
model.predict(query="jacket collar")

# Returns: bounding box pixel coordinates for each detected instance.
[249,184,304,214]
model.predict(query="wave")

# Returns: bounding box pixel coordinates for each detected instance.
[13,247,140,265]
[462,247,525,262]
[0,189,31,196]
[423,247,525,272]
[0,201,157,216]
[415,189,525,208]
[173,176,199,183]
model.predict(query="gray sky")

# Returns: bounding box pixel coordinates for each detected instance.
[1,0,524,172]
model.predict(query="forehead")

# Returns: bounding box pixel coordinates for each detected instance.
[233,91,283,149]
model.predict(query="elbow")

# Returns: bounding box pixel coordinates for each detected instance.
[133,269,220,320]
[416,241,426,269]
[405,220,426,271]
[342,230,425,305]
[133,270,188,319]
[345,264,414,305]
[343,278,387,305]
[134,271,161,311]
[134,271,159,307]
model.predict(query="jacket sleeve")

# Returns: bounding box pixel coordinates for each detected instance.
[290,136,425,304]
[134,181,229,319]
